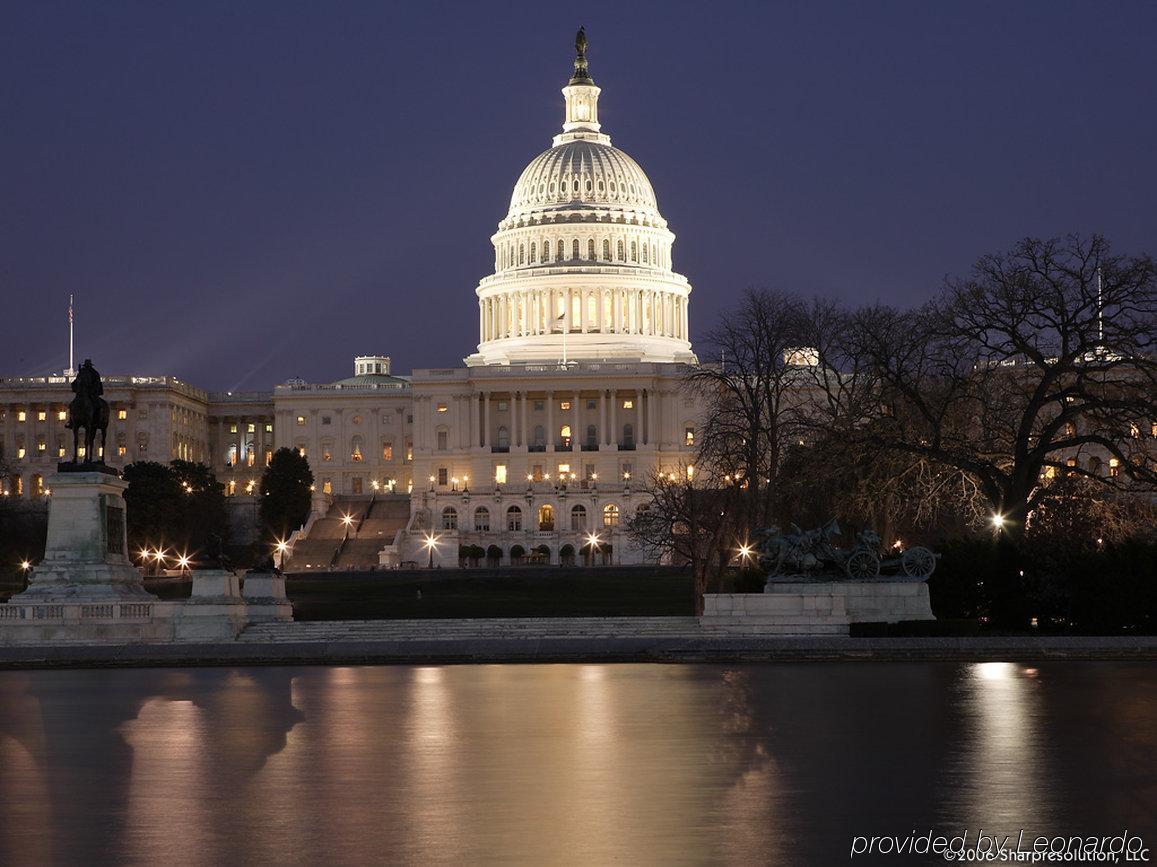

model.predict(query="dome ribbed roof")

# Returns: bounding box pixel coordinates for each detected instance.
[508,139,658,217]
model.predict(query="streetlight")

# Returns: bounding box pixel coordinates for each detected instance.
[275,539,290,570]
[423,533,438,568]
[176,553,191,575]
[341,513,354,528]
[991,513,1006,530]
[737,543,753,562]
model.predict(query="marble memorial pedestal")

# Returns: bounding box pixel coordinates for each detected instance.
[0,468,176,644]
[175,570,249,640]
[242,573,293,624]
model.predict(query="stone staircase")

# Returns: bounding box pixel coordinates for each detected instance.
[285,495,411,571]
[240,616,706,643]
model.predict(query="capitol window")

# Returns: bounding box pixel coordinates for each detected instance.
[587,239,595,260]
[57,410,67,421]
[441,507,458,531]
[506,506,523,531]
[603,504,620,527]
[543,241,551,260]
[437,430,448,451]
[322,416,331,425]
[560,400,571,411]
[382,442,393,461]
[117,409,127,420]
[603,239,610,259]
[37,411,46,422]
[571,505,587,531]
[351,436,364,461]
[474,507,490,532]
[437,403,447,413]
[494,464,507,484]
[622,399,634,410]
[685,426,695,446]
[296,416,306,426]
[617,240,624,260]
[352,415,362,425]
[16,410,25,422]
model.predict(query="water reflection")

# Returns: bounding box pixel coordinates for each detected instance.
[0,662,1153,866]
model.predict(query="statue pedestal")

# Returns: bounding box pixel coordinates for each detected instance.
[0,472,176,644]
[700,581,934,635]
[175,570,249,641]
[242,574,293,623]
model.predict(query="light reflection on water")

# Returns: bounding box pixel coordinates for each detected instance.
[0,662,1153,866]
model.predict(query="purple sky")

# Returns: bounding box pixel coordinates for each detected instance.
[3,2,1155,389]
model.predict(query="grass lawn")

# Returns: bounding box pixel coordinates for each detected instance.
[285,569,695,620]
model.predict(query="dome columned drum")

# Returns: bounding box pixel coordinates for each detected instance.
[466,37,695,367]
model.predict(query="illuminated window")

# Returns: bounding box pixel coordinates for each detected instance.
[603,504,620,527]
[437,403,448,413]
[622,399,634,410]
[560,401,571,411]
[264,449,272,466]
[296,416,306,426]
[57,445,65,458]
[685,426,695,446]
[246,450,255,467]
[36,439,45,454]
[1063,422,1076,437]
[382,442,393,461]
[1109,458,1120,478]
[352,415,362,426]
[351,436,364,461]
[118,445,127,457]
[117,409,127,420]
[405,440,413,461]
[229,423,238,434]
[298,447,306,457]
[226,481,236,496]
[247,423,255,433]
[686,465,696,481]
[57,410,67,421]
[17,411,26,422]
[495,464,507,484]
[532,464,543,482]
[265,423,273,433]
[37,411,46,422]
[1066,457,1078,467]
[322,479,333,494]
[322,447,333,462]
[474,507,490,531]
[538,504,555,531]
[560,424,571,448]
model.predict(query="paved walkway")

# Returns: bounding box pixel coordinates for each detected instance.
[0,619,1154,668]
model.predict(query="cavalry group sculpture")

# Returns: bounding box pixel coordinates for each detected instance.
[754,519,937,582]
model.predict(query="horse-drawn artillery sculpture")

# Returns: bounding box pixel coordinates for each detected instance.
[754,520,938,582]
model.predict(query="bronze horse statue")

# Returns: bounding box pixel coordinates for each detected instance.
[66,359,110,464]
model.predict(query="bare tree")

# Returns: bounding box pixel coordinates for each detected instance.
[813,235,1156,541]
[627,461,741,615]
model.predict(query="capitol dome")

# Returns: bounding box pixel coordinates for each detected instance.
[508,139,659,219]
[466,29,695,367]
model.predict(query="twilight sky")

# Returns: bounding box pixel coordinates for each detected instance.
[2,2,1155,389]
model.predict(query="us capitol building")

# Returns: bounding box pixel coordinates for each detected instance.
[0,34,706,567]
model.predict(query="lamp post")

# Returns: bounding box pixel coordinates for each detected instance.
[424,533,438,568]
[275,540,290,571]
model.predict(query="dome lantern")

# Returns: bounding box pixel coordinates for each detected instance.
[559,26,605,144]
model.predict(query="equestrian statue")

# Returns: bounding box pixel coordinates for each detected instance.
[65,359,110,465]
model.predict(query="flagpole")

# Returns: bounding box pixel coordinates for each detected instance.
[68,294,75,377]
